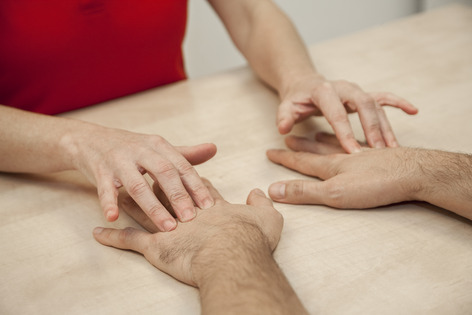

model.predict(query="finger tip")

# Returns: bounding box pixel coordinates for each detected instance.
[351,147,362,154]
[106,210,119,222]
[179,209,197,223]
[268,183,286,200]
[202,197,214,209]
[162,219,177,232]
[277,120,292,135]
[93,227,104,235]
[251,188,266,197]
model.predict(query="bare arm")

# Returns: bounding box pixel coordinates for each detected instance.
[0,105,216,231]
[0,105,76,173]
[267,134,472,220]
[413,149,472,217]
[94,179,308,314]
[208,0,417,153]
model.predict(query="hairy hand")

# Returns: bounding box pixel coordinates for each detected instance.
[267,135,423,208]
[66,124,217,231]
[277,75,418,153]
[93,179,283,286]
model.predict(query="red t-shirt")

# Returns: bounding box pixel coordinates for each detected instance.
[0,0,188,115]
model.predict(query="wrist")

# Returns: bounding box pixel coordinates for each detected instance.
[191,222,271,287]
[190,221,307,314]
[58,119,103,171]
[409,149,472,216]
[279,70,325,99]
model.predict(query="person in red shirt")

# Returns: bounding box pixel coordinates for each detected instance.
[0,0,417,231]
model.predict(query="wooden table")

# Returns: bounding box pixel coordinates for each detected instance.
[1,4,471,314]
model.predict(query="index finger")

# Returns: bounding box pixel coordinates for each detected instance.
[266,149,339,180]
[311,84,361,153]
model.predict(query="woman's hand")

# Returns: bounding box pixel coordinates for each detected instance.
[65,124,217,232]
[277,75,418,153]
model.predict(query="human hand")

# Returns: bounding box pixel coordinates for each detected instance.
[267,136,422,208]
[277,74,418,153]
[66,124,217,232]
[93,179,283,287]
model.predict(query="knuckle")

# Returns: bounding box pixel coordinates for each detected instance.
[317,81,335,93]
[97,186,108,200]
[155,161,177,177]
[149,135,166,147]
[175,160,194,175]
[189,182,208,198]
[291,152,308,166]
[366,121,382,134]
[118,227,135,242]
[324,182,347,208]
[357,94,375,108]
[127,180,149,197]
[287,181,306,198]
[167,190,190,204]
[330,112,349,124]
[146,203,165,218]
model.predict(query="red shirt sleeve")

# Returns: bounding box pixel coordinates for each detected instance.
[0,0,188,115]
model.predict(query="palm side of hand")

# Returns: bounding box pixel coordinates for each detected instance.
[267,134,421,208]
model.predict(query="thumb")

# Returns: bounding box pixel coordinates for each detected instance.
[246,188,274,207]
[176,143,217,165]
[268,180,329,205]
[93,227,149,254]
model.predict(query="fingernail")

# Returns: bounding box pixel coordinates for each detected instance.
[374,142,385,149]
[93,227,103,234]
[352,147,362,153]
[105,210,115,221]
[269,183,286,199]
[202,197,214,209]
[253,188,265,196]
[180,208,196,222]
[163,219,177,232]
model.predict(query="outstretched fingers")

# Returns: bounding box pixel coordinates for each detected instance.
[370,92,418,115]
[266,149,339,180]
[176,143,217,166]
[268,180,328,205]
[285,135,346,155]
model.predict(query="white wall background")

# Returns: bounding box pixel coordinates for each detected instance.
[183,0,471,78]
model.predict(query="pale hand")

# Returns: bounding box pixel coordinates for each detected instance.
[66,124,217,232]
[277,75,418,153]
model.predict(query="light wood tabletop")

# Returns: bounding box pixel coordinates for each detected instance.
[1,4,471,314]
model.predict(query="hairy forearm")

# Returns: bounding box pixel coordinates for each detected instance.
[210,0,320,94]
[414,149,472,220]
[0,105,87,173]
[193,226,307,315]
